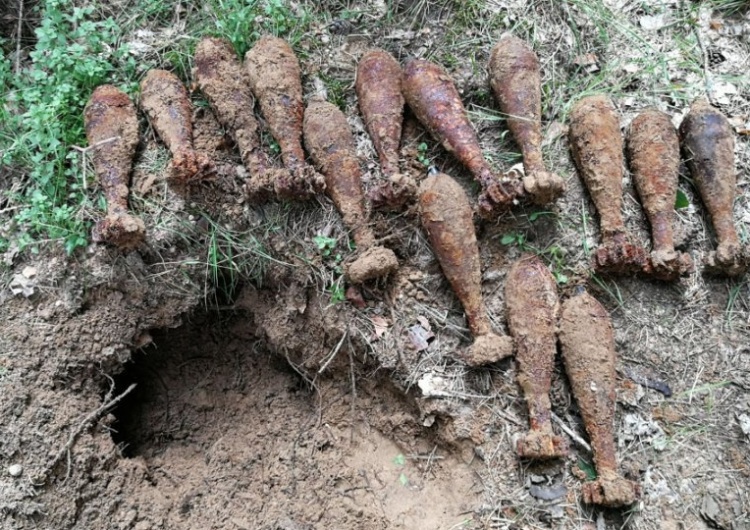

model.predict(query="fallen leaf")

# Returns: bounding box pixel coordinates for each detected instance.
[529,484,567,501]
[385,29,416,40]
[738,413,750,438]
[416,315,431,331]
[10,274,36,298]
[728,116,750,135]
[370,316,390,340]
[573,53,599,73]
[543,121,568,147]
[711,80,738,105]
[417,373,452,398]
[134,173,159,196]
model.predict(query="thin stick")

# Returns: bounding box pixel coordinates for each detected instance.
[317,330,347,374]
[72,136,120,191]
[551,412,592,453]
[47,383,137,483]
[15,0,23,75]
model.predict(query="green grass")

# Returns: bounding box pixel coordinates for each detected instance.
[201,216,283,304]
[1,0,138,254]
[0,0,314,258]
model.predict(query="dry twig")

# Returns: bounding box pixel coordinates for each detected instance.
[47,383,136,483]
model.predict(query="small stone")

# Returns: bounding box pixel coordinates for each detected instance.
[8,464,23,477]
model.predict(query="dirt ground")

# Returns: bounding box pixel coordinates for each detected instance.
[1,1,750,529]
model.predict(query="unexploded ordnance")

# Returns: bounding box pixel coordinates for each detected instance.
[84,85,146,251]
[419,171,513,365]
[356,48,416,211]
[403,58,523,217]
[488,35,565,206]
[506,254,567,459]
[303,98,399,283]
[679,98,747,276]
[626,108,693,280]
[245,36,325,198]
[140,69,214,184]
[558,291,640,507]
[194,37,289,200]
[569,95,648,274]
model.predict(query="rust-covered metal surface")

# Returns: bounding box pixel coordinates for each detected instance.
[83,85,146,251]
[356,49,416,211]
[418,171,513,365]
[194,37,288,200]
[402,58,522,217]
[626,108,692,280]
[558,291,640,507]
[488,34,565,206]
[569,95,648,275]
[245,36,324,197]
[139,69,213,184]
[505,254,567,459]
[680,98,747,276]
[303,98,398,283]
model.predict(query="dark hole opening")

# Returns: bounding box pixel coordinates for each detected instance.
[108,308,306,458]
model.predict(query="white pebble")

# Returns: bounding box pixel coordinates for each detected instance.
[8,464,22,477]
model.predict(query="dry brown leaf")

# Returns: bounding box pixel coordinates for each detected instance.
[370,316,390,340]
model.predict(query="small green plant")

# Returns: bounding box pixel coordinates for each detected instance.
[313,235,347,303]
[416,142,431,167]
[209,0,310,57]
[544,245,570,284]
[328,280,346,304]
[2,0,138,254]
[313,235,338,257]
[203,217,277,303]
[393,453,409,486]
[675,189,690,209]
[577,456,598,480]
[500,232,527,249]
[319,73,348,110]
